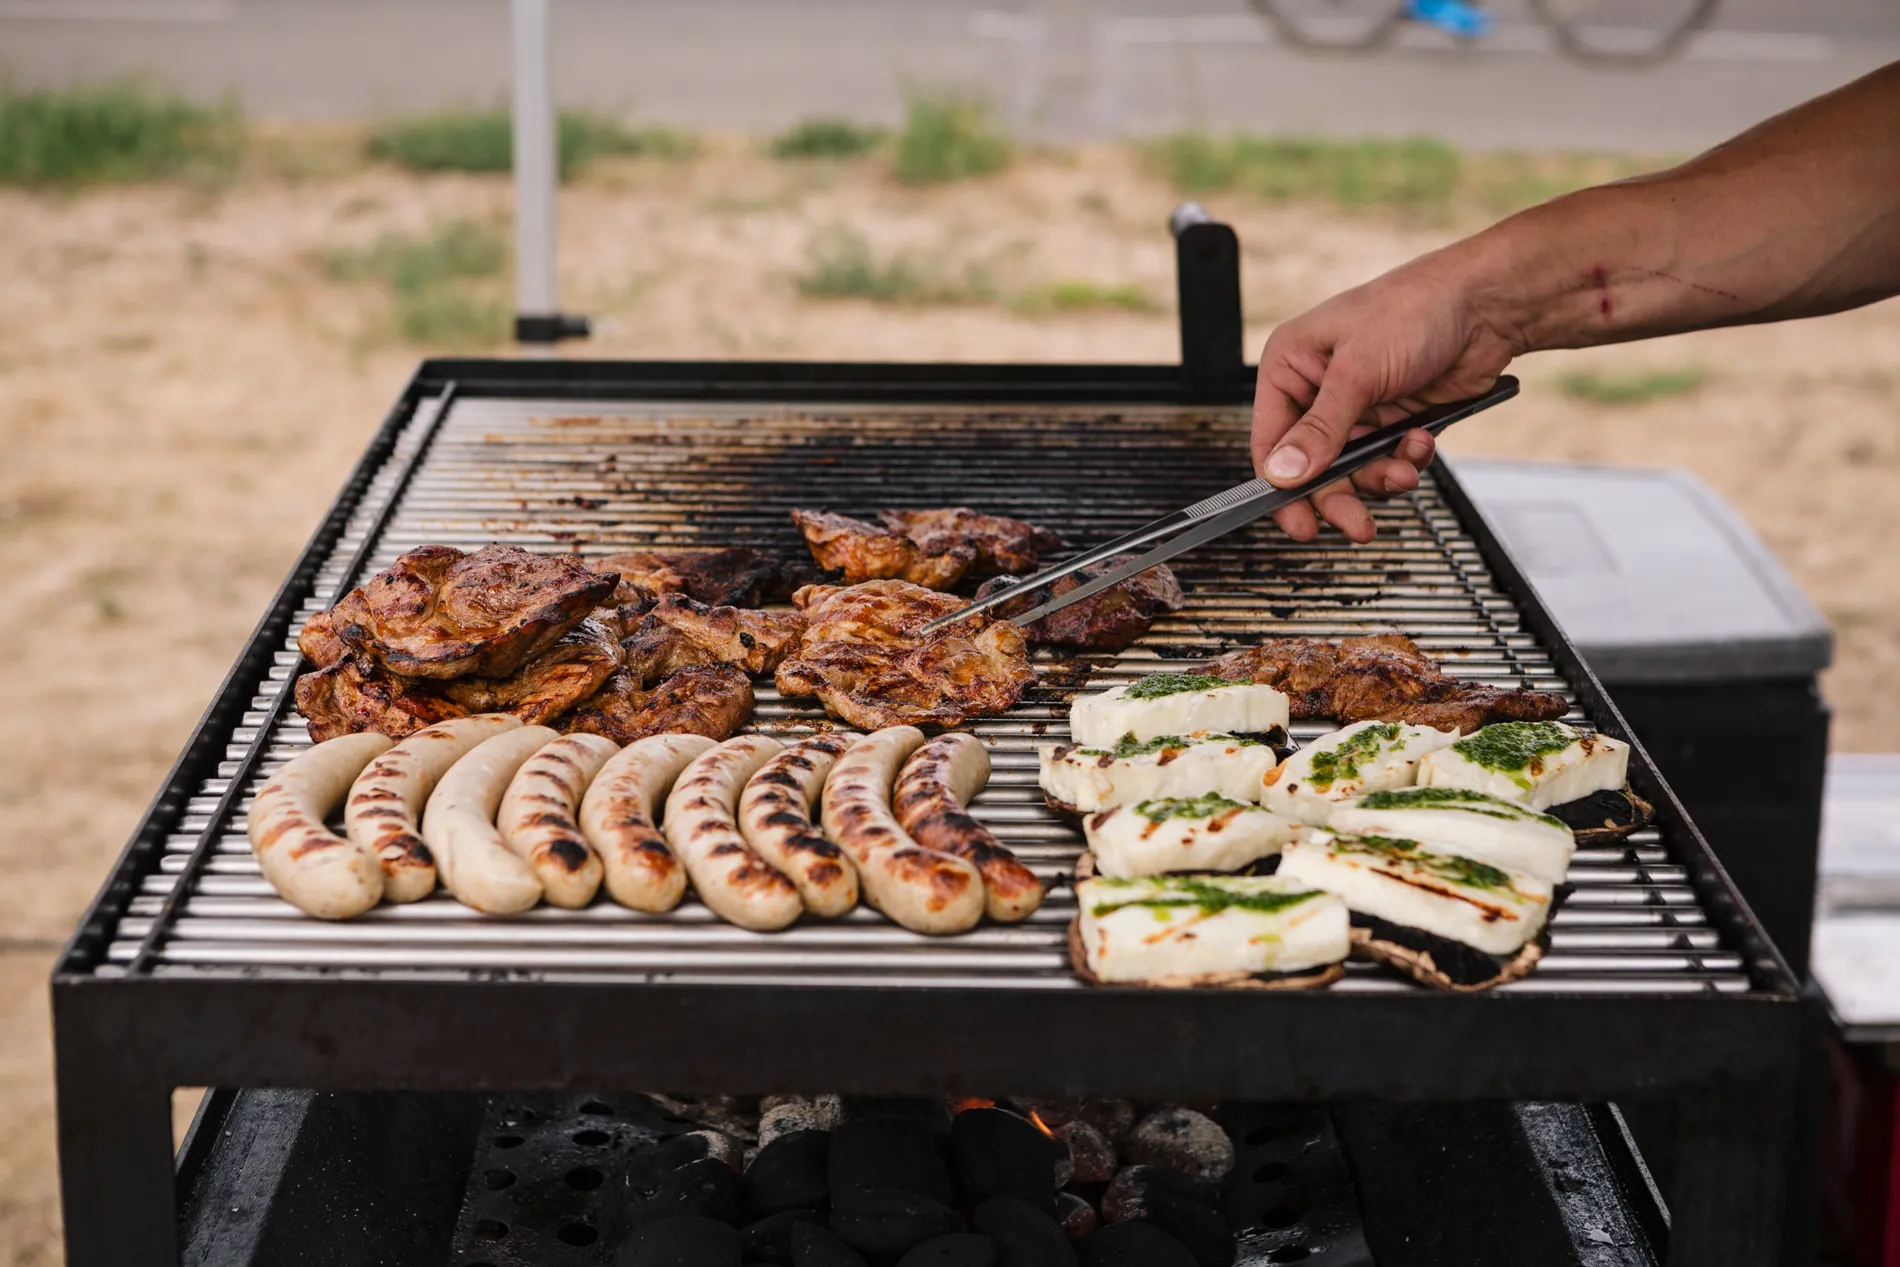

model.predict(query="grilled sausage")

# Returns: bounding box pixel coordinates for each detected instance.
[821,726,984,935]
[895,732,1044,922]
[579,734,714,912]
[423,725,557,914]
[345,714,522,902]
[498,734,619,909]
[739,733,863,918]
[248,732,393,919]
[664,735,804,931]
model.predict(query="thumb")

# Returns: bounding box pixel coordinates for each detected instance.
[1261,367,1376,487]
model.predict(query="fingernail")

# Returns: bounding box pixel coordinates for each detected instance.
[1266,447,1307,482]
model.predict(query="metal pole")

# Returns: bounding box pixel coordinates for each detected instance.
[511,0,584,342]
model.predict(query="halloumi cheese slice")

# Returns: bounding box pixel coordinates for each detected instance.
[1069,673,1289,748]
[1325,786,1576,885]
[1417,721,1628,811]
[1277,830,1553,957]
[1076,874,1349,982]
[1084,793,1298,879]
[1038,732,1278,814]
[1260,720,1459,824]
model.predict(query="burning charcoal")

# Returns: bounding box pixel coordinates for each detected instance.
[897,1232,1000,1267]
[1144,1195,1236,1267]
[1121,1109,1234,1182]
[613,1214,742,1267]
[830,1118,955,1206]
[830,1188,963,1258]
[1011,1100,1136,1143]
[740,1209,828,1264]
[745,1129,832,1217]
[1054,1193,1096,1243]
[761,1095,844,1147]
[692,1129,745,1172]
[973,1195,1079,1266]
[1075,1221,1197,1267]
[1099,1166,1218,1225]
[791,1222,871,1267]
[625,1157,743,1230]
[626,1129,741,1198]
[648,1093,760,1145]
[951,1108,1066,1213]
[1051,1121,1115,1185]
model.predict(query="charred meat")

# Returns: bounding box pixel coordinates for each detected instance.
[1205,633,1568,733]
[790,509,975,590]
[327,543,616,680]
[435,616,623,727]
[975,557,1183,651]
[563,664,755,746]
[595,545,784,608]
[875,508,1064,575]
[644,593,805,677]
[775,580,1035,729]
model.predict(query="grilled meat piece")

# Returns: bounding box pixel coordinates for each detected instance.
[329,543,617,680]
[294,656,464,743]
[974,557,1183,651]
[435,617,623,727]
[790,509,975,590]
[596,546,784,608]
[297,610,349,669]
[1205,633,1567,733]
[646,593,806,676]
[562,664,755,745]
[775,580,1035,729]
[875,508,1064,575]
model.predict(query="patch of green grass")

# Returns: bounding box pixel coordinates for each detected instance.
[1557,366,1707,406]
[1467,150,1661,217]
[892,89,1010,186]
[794,226,995,305]
[0,79,240,186]
[1016,279,1163,316]
[770,117,886,159]
[365,108,696,180]
[1152,133,1460,212]
[320,219,510,347]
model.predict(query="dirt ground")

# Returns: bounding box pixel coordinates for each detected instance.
[3,139,1897,1262]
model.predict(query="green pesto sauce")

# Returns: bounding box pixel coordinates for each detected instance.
[1331,834,1517,893]
[1076,732,1261,760]
[1355,786,1567,829]
[1450,722,1578,786]
[1307,723,1401,791]
[1134,792,1251,822]
[1123,672,1234,701]
[1090,877,1321,919]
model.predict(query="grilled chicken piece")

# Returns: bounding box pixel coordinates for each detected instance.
[435,617,623,727]
[1205,633,1567,733]
[646,594,806,676]
[974,557,1183,651]
[775,580,1035,729]
[328,543,617,680]
[294,656,464,743]
[563,664,755,745]
[297,610,350,669]
[596,546,784,608]
[790,509,975,590]
[875,508,1064,575]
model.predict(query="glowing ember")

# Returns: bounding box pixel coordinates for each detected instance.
[1026,1109,1055,1138]
[952,1096,996,1114]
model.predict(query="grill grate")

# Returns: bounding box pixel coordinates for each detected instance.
[102,397,1749,994]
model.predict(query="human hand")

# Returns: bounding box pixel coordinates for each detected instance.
[1252,256,1521,542]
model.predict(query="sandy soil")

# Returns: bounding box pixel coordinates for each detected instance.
[3,139,1897,1262]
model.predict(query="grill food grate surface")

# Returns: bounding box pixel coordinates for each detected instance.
[105,399,1748,994]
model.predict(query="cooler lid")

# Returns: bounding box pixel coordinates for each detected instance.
[1448,458,1833,684]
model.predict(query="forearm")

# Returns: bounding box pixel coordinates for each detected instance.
[1436,60,1900,353]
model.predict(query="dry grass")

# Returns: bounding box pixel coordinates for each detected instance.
[3,131,1898,1263]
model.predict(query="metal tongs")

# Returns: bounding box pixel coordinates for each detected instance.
[923,376,1519,633]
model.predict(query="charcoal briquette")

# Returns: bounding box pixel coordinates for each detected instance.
[830,1188,963,1257]
[1051,1121,1115,1185]
[745,1129,832,1217]
[791,1221,871,1267]
[626,1157,744,1229]
[1053,1192,1096,1243]
[1145,1195,1237,1267]
[614,1214,742,1267]
[972,1195,1079,1267]
[739,1209,828,1264]
[951,1108,1065,1212]
[1121,1110,1234,1182]
[1099,1166,1219,1224]
[1075,1221,1197,1267]
[896,1232,1000,1267]
[830,1118,954,1206]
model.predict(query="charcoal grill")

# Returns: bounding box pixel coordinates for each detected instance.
[54,354,1804,1262]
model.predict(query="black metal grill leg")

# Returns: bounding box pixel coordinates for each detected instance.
[1666,1079,1795,1266]
[55,1065,176,1266]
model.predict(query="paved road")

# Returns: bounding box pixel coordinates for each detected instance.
[1,0,1896,150]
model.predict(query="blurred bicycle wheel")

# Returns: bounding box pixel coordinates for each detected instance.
[1531,0,1720,66]
[1248,0,1412,52]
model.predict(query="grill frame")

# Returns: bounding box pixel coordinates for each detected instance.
[52,358,1803,1267]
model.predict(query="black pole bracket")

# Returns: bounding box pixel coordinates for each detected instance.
[1171,202,1246,399]
[514,312,593,343]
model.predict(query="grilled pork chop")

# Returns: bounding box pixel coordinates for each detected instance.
[595,546,784,608]
[328,543,617,680]
[1205,634,1568,733]
[562,664,756,745]
[790,509,976,590]
[874,508,1064,576]
[974,557,1183,651]
[775,580,1035,729]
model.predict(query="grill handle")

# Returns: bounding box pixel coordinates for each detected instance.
[1172,202,1246,398]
